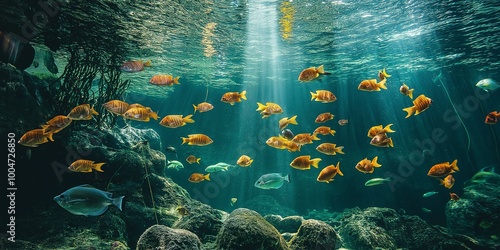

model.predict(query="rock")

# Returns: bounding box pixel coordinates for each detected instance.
[173,202,226,242]
[264,214,304,233]
[289,219,338,250]
[216,208,289,250]
[136,225,201,250]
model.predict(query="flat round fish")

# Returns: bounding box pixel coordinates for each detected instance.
[53,184,124,216]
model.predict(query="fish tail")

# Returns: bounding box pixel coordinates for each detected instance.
[372,156,382,167]
[181,137,189,145]
[240,90,247,100]
[317,65,325,74]
[336,162,344,176]
[451,159,459,171]
[284,174,291,183]
[192,104,198,113]
[288,115,298,125]
[329,129,336,136]
[196,158,201,164]
[297,145,301,152]
[249,159,254,165]
[143,60,152,67]
[383,68,391,78]
[183,114,195,123]
[310,91,317,101]
[378,78,387,90]
[174,76,180,84]
[408,89,414,99]
[113,196,125,211]
[93,162,105,172]
[439,179,445,186]
[384,124,396,133]
[46,132,54,142]
[403,106,415,118]
[335,146,345,154]
[205,173,211,181]
[256,102,267,111]
[311,158,321,168]
[150,111,159,120]
[91,107,99,116]
[311,133,320,140]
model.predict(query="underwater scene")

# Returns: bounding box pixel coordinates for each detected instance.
[1,0,500,249]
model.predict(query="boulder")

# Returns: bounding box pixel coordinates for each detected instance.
[216,208,289,250]
[173,202,226,242]
[264,214,304,233]
[136,225,201,250]
[288,219,338,250]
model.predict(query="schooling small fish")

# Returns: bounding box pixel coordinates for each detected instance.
[254,173,290,189]
[53,184,124,216]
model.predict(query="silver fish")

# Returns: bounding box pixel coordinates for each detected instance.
[205,163,229,173]
[254,173,290,189]
[364,177,391,186]
[476,78,499,92]
[423,191,438,198]
[54,184,124,216]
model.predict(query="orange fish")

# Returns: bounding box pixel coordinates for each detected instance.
[193,102,214,113]
[186,155,201,164]
[355,156,382,174]
[266,135,289,150]
[316,143,345,155]
[450,192,460,201]
[440,175,455,189]
[279,115,298,130]
[290,155,321,170]
[237,155,254,167]
[338,119,348,126]
[67,104,99,120]
[427,160,459,177]
[485,111,500,124]
[378,68,391,81]
[181,134,213,146]
[370,133,394,147]
[120,59,151,72]
[221,90,247,105]
[18,129,54,147]
[188,173,211,183]
[256,102,283,118]
[123,107,158,122]
[284,141,301,152]
[315,112,334,123]
[68,159,105,173]
[102,100,130,115]
[159,114,195,128]
[314,126,336,136]
[128,103,147,110]
[292,133,320,145]
[149,74,180,86]
[317,162,343,183]
[367,124,395,138]
[403,94,432,118]
[298,65,330,82]
[358,78,387,92]
[399,84,414,99]
[41,115,72,134]
[310,90,337,103]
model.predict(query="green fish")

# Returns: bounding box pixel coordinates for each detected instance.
[254,173,290,189]
[167,160,184,171]
[364,177,391,186]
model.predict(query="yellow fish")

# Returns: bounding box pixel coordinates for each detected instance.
[68,159,105,173]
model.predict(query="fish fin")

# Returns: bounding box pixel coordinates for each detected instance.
[181,137,189,145]
[439,179,445,186]
[45,132,54,142]
[230,102,235,106]
[403,106,415,118]
[389,138,394,147]
[183,114,195,123]
[372,156,382,167]
[143,60,152,67]
[91,107,99,116]
[93,162,105,172]
[311,133,320,140]
[173,76,180,84]
[329,129,336,136]
[249,159,254,165]
[311,158,321,168]
[383,68,391,78]
[240,90,247,100]
[336,162,343,176]
[317,65,325,74]
[256,102,267,111]
[384,124,396,133]
[288,115,298,125]
[285,174,291,183]
[378,78,387,90]
[113,196,125,211]
[408,89,414,99]
[192,104,198,114]
[335,146,345,154]
[197,158,201,164]
[451,159,459,171]
[150,111,159,120]
[310,91,317,101]
[205,173,211,181]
